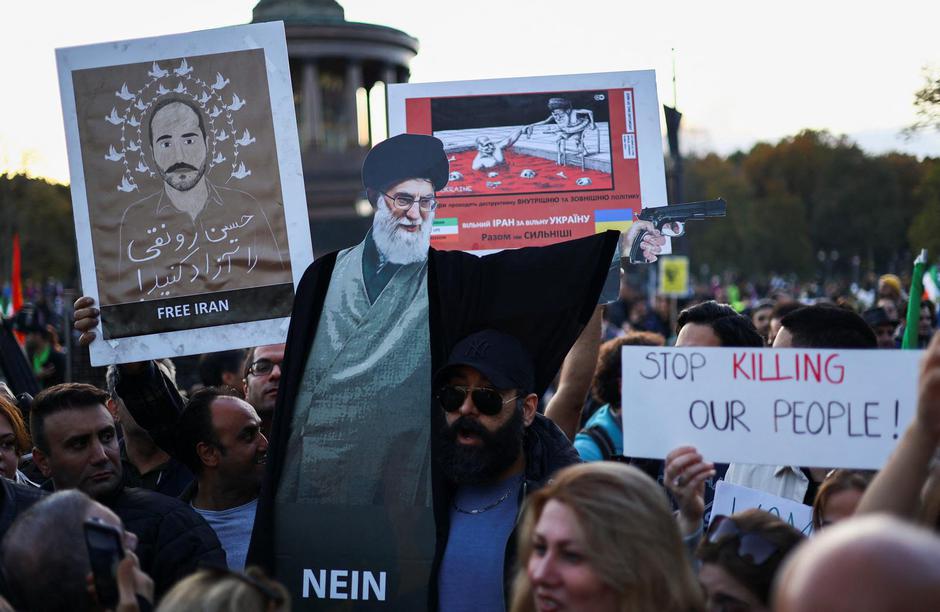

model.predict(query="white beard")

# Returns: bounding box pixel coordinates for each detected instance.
[371,199,433,265]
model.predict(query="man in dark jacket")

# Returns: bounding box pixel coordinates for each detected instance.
[433,330,580,611]
[28,383,225,599]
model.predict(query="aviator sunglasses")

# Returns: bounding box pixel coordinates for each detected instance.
[706,515,780,566]
[436,385,519,416]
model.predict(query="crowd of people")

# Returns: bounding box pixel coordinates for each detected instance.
[0,290,934,611]
[1,130,939,610]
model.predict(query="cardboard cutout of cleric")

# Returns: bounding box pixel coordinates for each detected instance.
[387,71,668,253]
[57,22,312,365]
[249,133,621,609]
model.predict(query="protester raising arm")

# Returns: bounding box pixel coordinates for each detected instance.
[856,331,940,521]
[545,306,602,440]
[74,296,185,457]
[665,445,716,538]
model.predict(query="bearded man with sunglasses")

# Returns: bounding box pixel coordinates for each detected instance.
[434,330,580,612]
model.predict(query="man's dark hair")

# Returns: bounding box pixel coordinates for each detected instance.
[198,349,246,388]
[176,387,238,474]
[676,300,764,348]
[30,383,110,454]
[1,490,96,612]
[592,331,666,407]
[771,301,804,321]
[779,304,877,349]
[147,95,208,147]
[696,509,804,605]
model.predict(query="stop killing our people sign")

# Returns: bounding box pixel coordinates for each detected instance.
[621,347,923,469]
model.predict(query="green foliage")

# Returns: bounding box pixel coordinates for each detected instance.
[683,130,931,279]
[0,173,77,284]
[908,160,940,257]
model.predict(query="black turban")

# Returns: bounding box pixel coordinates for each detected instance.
[361,133,450,192]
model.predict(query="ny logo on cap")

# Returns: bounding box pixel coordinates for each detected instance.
[465,339,490,358]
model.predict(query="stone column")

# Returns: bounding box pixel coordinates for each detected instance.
[345,60,363,148]
[302,61,323,148]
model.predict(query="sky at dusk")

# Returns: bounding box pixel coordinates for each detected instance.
[2,0,938,184]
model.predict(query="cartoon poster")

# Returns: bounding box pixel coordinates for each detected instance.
[387,71,668,253]
[57,22,313,365]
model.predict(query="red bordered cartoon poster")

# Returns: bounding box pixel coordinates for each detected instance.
[388,71,667,253]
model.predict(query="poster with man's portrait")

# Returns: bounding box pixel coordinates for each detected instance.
[388,71,669,253]
[57,22,313,365]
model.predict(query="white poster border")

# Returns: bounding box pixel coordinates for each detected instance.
[56,21,313,365]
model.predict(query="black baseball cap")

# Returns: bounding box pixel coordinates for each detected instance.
[434,330,535,393]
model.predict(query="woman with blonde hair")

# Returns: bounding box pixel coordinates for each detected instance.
[156,566,289,612]
[511,462,703,612]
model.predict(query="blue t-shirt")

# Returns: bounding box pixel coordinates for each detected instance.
[438,473,523,612]
[192,498,257,571]
[573,404,623,461]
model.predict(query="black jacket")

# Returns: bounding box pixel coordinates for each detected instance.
[431,413,581,608]
[104,485,225,599]
[248,232,617,609]
[0,477,44,538]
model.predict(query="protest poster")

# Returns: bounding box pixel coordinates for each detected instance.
[387,71,668,253]
[658,256,689,296]
[710,481,814,535]
[620,347,922,469]
[57,22,313,365]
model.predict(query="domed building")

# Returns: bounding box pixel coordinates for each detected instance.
[252,0,419,254]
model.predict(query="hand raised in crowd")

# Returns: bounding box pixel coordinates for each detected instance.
[916,331,940,444]
[623,220,668,263]
[73,295,101,347]
[86,553,153,612]
[665,445,716,537]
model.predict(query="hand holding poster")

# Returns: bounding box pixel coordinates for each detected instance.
[710,481,814,535]
[57,22,313,365]
[621,347,922,469]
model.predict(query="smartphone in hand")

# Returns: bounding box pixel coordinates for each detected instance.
[84,517,125,609]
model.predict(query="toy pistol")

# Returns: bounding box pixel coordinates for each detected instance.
[627,198,727,263]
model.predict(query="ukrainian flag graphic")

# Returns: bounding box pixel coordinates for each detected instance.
[594,209,633,233]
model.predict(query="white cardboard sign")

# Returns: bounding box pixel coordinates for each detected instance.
[57,22,313,365]
[710,481,815,535]
[621,347,922,469]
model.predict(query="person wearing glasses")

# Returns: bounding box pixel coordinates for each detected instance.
[434,329,580,612]
[248,132,630,608]
[696,509,804,612]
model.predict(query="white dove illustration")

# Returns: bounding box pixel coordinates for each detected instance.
[174,59,193,76]
[127,115,140,127]
[212,152,226,164]
[127,141,140,152]
[173,82,187,94]
[211,73,229,90]
[197,91,211,105]
[156,84,170,96]
[231,162,251,180]
[117,176,138,192]
[115,83,135,101]
[148,62,168,79]
[235,129,255,146]
[209,106,223,118]
[227,94,246,111]
[135,98,148,111]
[216,129,230,142]
[556,171,568,179]
[105,108,124,125]
[105,145,125,161]
[135,160,150,173]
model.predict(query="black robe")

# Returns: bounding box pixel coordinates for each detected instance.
[248,231,619,610]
